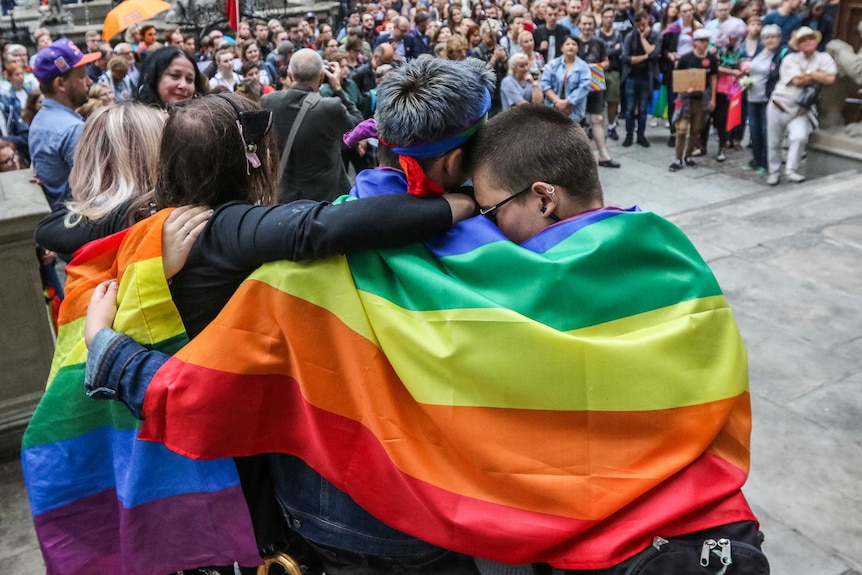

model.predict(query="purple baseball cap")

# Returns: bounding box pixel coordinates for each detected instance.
[33,38,101,83]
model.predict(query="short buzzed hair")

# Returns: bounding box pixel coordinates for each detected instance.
[375,58,495,147]
[288,48,323,83]
[465,105,603,205]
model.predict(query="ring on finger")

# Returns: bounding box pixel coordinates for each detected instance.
[181,224,191,236]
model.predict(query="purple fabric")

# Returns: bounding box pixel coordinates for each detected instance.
[34,486,261,575]
[343,118,378,147]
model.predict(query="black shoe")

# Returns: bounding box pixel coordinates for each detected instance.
[622,134,633,147]
[637,136,650,148]
[669,159,683,172]
[587,127,593,140]
[667,136,676,147]
[598,159,621,168]
[684,156,698,167]
[608,126,619,141]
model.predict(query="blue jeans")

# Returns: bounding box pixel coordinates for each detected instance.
[624,77,651,138]
[748,101,768,168]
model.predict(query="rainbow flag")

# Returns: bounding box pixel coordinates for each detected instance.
[21,210,260,575]
[589,64,606,92]
[139,208,756,569]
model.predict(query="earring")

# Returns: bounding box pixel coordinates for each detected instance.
[540,207,547,214]
[547,185,556,197]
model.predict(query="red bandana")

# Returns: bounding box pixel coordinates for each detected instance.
[399,155,445,197]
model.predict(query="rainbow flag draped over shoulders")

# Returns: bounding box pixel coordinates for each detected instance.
[21,210,259,575]
[140,208,755,569]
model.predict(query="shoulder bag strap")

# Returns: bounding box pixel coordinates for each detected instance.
[278,91,321,176]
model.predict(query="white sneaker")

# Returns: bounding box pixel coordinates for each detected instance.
[649,117,659,127]
[787,172,806,183]
[767,173,780,185]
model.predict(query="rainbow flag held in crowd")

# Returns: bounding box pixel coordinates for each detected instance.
[140,208,756,569]
[21,210,260,575]
[588,64,606,91]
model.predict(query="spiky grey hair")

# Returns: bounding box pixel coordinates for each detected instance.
[375,58,496,147]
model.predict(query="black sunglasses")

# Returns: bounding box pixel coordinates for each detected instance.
[479,186,531,223]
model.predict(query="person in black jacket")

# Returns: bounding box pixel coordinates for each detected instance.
[374,16,426,63]
[621,11,661,147]
[533,14,569,62]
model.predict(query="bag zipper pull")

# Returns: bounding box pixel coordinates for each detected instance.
[717,538,732,566]
[700,539,717,567]
[652,536,668,551]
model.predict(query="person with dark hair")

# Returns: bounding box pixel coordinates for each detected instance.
[669,28,717,171]
[84,71,768,575]
[337,9,362,42]
[534,9,569,62]
[0,137,25,170]
[28,87,478,575]
[237,39,272,86]
[137,24,158,55]
[22,87,42,125]
[621,10,661,147]
[29,38,99,209]
[1,62,32,161]
[264,40,296,85]
[253,19,274,58]
[598,5,624,139]
[134,46,208,108]
[374,16,425,62]
[577,13,620,168]
[801,0,833,50]
[541,33,591,122]
[76,57,494,575]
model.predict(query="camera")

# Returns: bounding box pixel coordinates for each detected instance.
[323,62,333,73]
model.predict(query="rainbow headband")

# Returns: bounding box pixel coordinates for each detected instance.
[380,89,492,159]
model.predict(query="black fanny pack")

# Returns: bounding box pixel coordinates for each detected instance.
[533,521,769,575]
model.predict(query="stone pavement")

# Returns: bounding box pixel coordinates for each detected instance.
[2,121,861,573]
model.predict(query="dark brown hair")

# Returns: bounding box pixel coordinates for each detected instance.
[151,94,279,210]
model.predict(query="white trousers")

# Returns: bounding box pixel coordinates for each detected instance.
[766,102,812,176]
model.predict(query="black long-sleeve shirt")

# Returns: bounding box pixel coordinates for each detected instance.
[36,194,453,336]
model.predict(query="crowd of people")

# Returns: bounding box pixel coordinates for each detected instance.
[0,0,840,198]
[13,0,845,572]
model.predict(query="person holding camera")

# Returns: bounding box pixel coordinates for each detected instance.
[470,19,509,116]
[577,12,620,167]
[261,49,362,203]
[501,53,543,110]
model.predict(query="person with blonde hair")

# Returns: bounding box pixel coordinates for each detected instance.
[98,56,134,102]
[35,104,166,244]
[500,52,542,109]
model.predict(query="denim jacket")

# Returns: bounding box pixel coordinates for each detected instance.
[85,327,445,557]
[540,55,591,122]
[0,88,29,160]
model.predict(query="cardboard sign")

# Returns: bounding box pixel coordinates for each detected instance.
[673,69,707,93]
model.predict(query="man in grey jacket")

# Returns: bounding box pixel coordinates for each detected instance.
[262,48,362,203]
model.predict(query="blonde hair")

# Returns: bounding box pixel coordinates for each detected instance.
[65,104,166,226]
[508,52,529,74]
[75,98,105,120]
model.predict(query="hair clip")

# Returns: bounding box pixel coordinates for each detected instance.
[215,94,273,173]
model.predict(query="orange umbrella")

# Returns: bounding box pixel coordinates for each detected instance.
[102,0,172,41]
